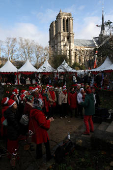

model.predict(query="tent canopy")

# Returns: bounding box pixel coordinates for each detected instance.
[91,57,112,72]
[102,63,113,71]
[56,60,76,72]
[37,60,56,72]
[18,59,38,72]
[103,62,113,71]
[0,60,17,73]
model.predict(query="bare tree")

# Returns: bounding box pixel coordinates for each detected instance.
[34,44,49,68]
[0,40,3,58]
[18,37,35,62]
[4,37,17,61]
[0,37,50,68]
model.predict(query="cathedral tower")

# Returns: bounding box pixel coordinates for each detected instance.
[49,10,75,64]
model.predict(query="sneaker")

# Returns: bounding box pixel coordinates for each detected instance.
[60,117,63,119]
[65,116,67,118]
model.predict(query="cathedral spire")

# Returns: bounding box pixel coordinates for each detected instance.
[100,5,105,35]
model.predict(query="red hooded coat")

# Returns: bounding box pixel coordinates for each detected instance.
[29,109,50,144]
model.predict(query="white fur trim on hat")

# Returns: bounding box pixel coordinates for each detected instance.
[4,97,9,105]
[32,88,38,92]
[9,101,16,107]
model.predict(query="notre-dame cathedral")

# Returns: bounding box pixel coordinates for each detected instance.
[49,10,106,68]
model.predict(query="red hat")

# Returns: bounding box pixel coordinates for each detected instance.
[10,94,15,99]
[12,89,18,95]
[49,85,53,88]
[32,87,38,92]
[1,97,9,105]
[29,87,34,91]
[21,90,27,94]
[47,84,49,88]
[86,88,92,94]
[29,87,34,94]
[19,94,25,101]
[36,85,41,89]
[8,99,16,107]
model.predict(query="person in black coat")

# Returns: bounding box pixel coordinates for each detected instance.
[4,99,21,159]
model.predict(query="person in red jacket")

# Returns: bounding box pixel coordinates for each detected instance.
[0,97,9,138]
[68,87,78,117]
[42,88,50,118]
[47,86,57,117]
[29,98,54,161]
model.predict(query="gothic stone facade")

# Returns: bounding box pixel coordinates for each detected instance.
[49,10,96,68]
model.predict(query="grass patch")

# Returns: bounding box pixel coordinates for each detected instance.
[48,147,113,170]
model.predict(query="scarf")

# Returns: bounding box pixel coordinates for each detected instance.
[36,107,42,111]
[71,91,75,94]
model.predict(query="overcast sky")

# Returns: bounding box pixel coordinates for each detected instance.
[0,0,113,47]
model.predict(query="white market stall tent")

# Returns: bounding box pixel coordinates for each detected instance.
[18,59,38,84]
[102,63,113,71]
[37,60,56,73]
[56,60,76,73]
[0,59,18,73]
[0,59,18,85]
[90,57,112,72]
[18,59,38,73]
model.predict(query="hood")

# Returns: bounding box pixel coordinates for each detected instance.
[30,108,39,118]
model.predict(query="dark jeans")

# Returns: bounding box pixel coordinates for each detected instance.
[58,105,62,117]
[78,105,83,118]
[49,106,56,117]
[36,139,51,160]
[70,108,77,117]
[62,103,68,117]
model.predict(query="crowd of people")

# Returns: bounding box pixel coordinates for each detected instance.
[0,71,111,91]
[0,82,101,164]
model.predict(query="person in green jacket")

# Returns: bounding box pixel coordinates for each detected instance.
[80,86,95,135]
